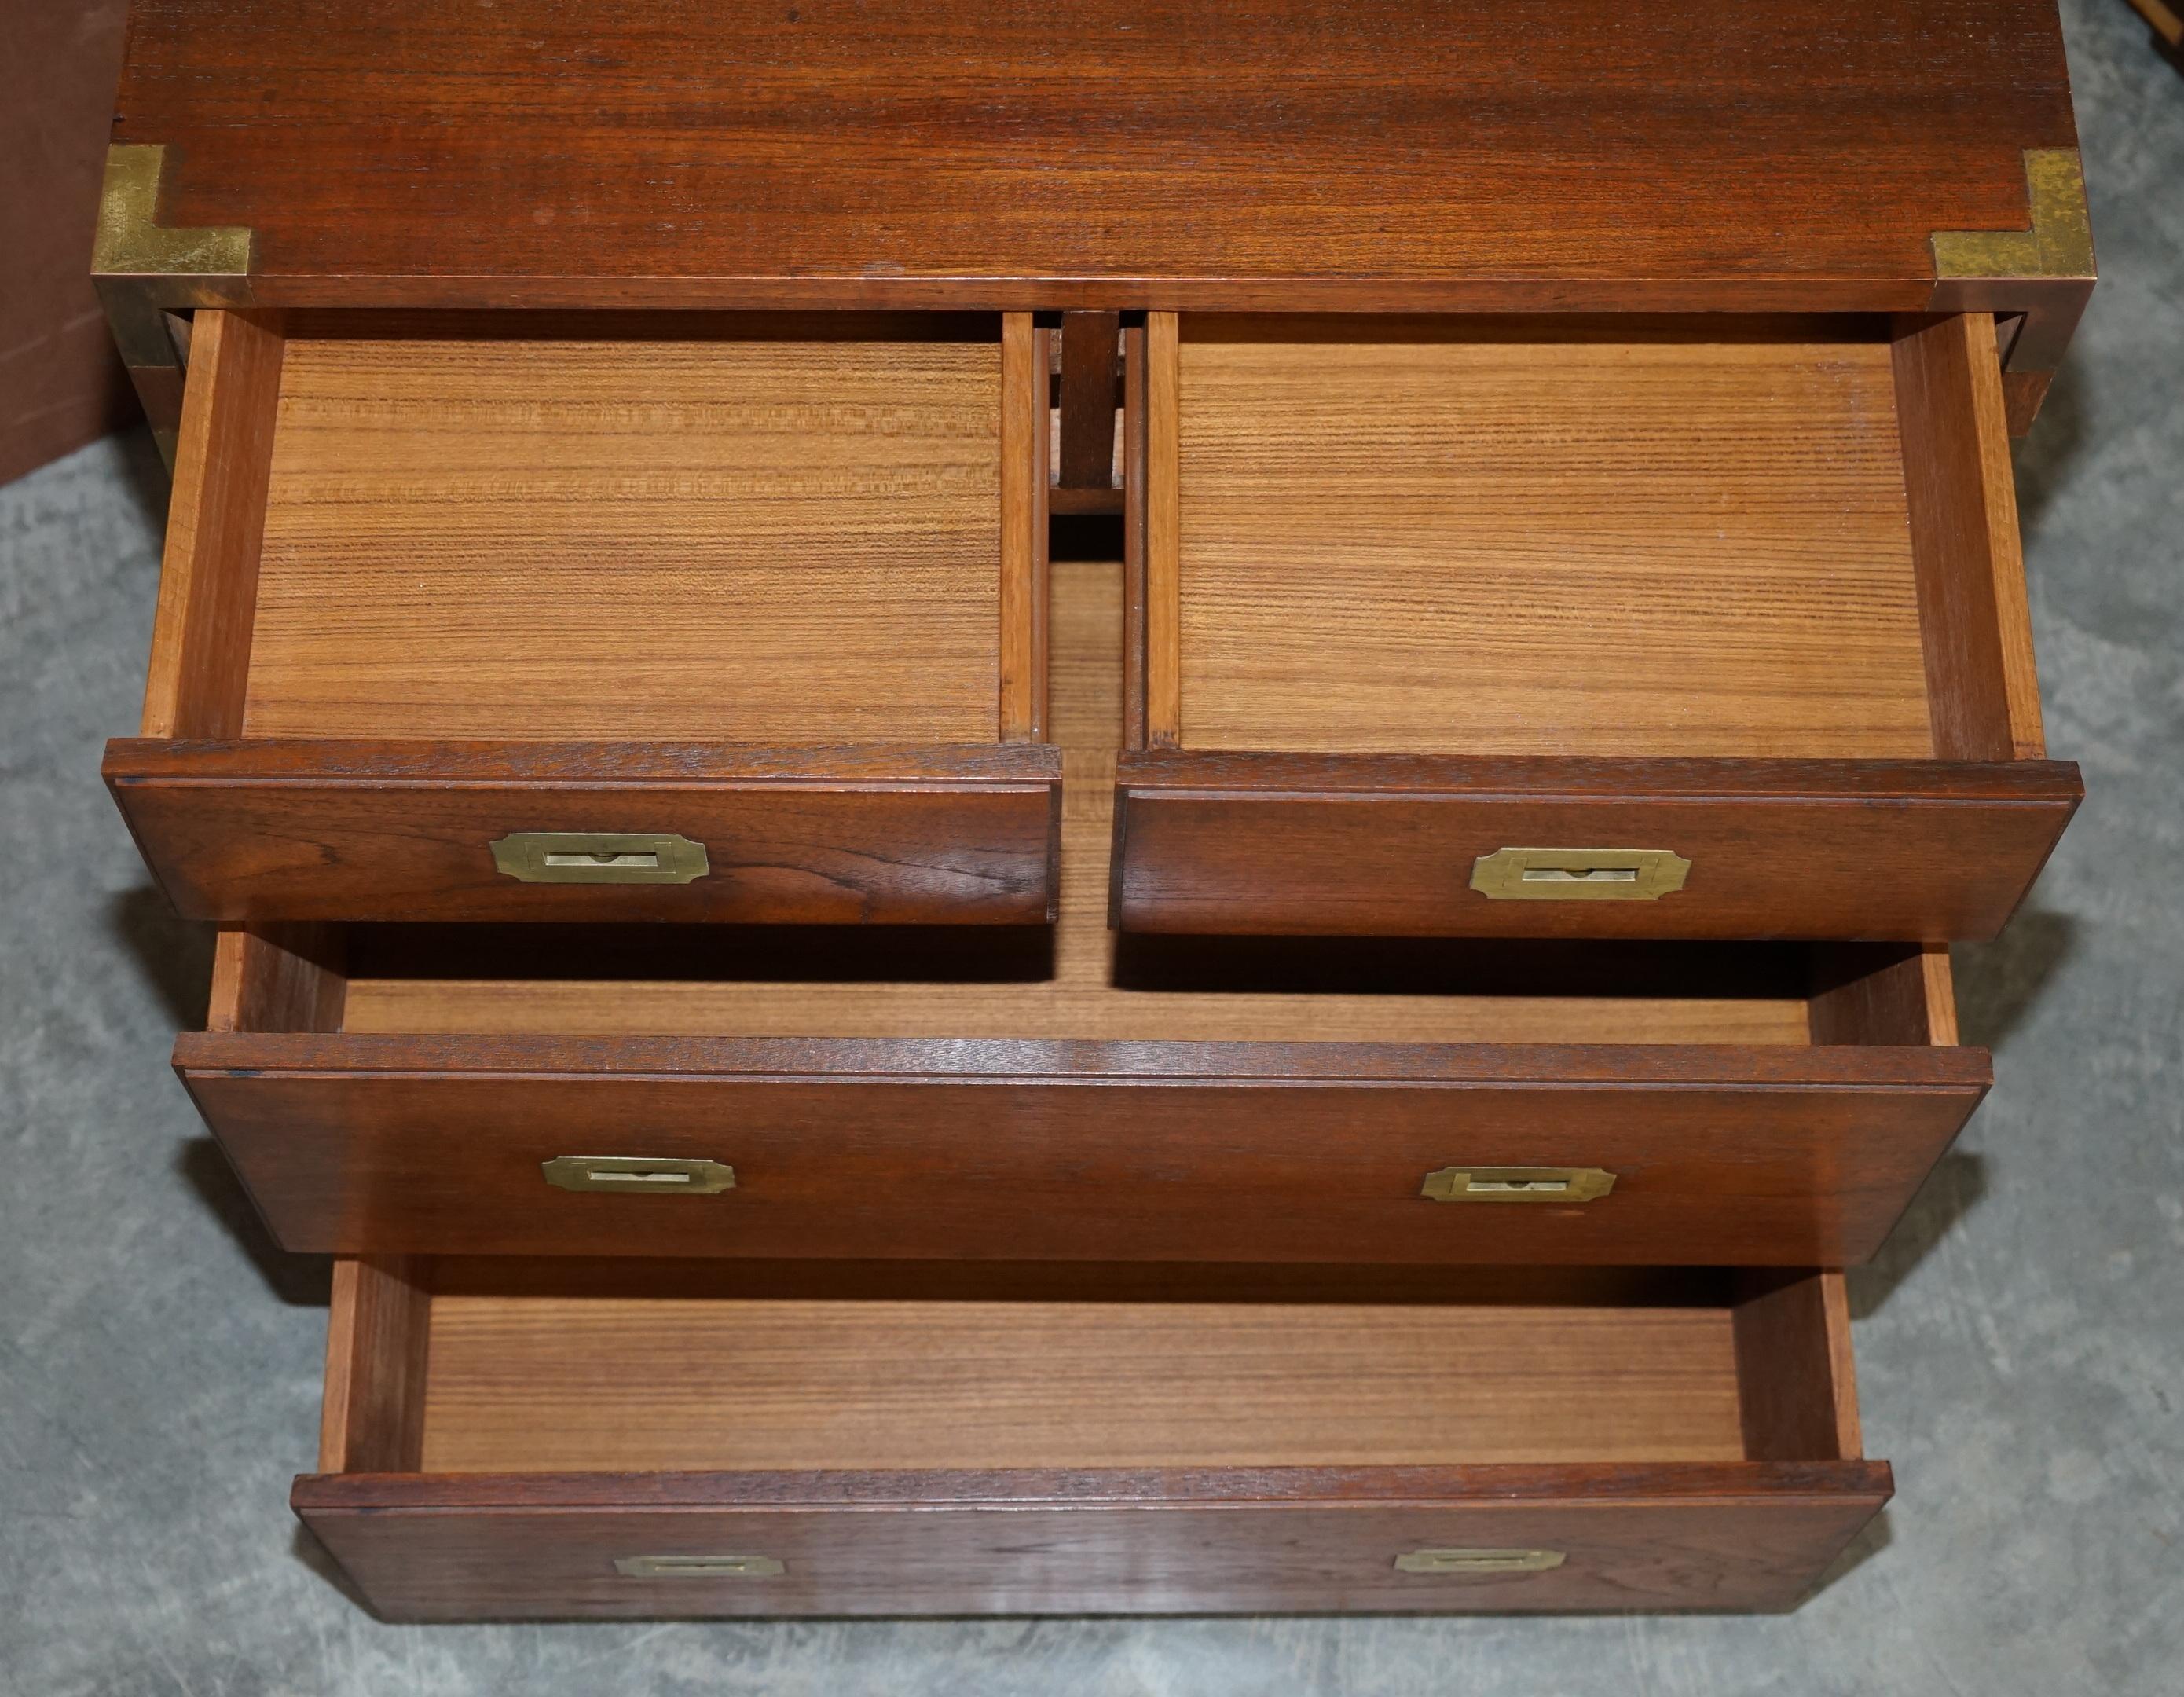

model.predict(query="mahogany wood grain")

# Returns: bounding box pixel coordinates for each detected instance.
[293,1461,1890,1619]
[1116,311,2077,938]
[176,567,1984,1264]
[1167,321,1933,758]
[301,571,1797,1045]
[1731,1272,1862,1462]
[999,313,1046,741]
[106,741,1063,925]
[1144,314,1182,746]
[2001,369,2055,439]
[294,1259,1885,1618]
[178,1032,1985,1265]
[1122,327,1150,750]
[245,321,1005,743]
[1057,312,1123,493]
[416,1292,1747,1473]
[1807,944,1954,1046]
[115,0,2073,330]
[112,310,1063,927]
[1112,750,2082,940]
[318,1256,431,1473]
[139,310,283,739]
[1893,313,2048,760]
[203,923,345,1034]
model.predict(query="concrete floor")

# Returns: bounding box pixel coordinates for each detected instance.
[5,2,2180,1690]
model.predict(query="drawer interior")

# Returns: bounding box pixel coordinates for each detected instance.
[313,930,1942,1048]
[1139,311,2044,764]
[146,310,1047,746]
[321,1260,1860,1475]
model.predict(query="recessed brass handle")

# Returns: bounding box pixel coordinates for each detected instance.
[491,831,710,885]
[1421,1166,1616,1204]
[615,1555,783,1578]
[542,1156,736,1195]
[1395,1548,1566,1575]
[1470,847,1690,900]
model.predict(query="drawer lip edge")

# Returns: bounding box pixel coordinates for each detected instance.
[173,1032,1992,1089]
[291,1459,1895,1515]
[1115,750,2083,805]
[104,737,1065,787]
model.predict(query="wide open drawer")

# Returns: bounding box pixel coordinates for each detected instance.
[178,920,1983,1267]
[105,309,1059,924]
[293,1258,1887,1620]
[1113,312,2080,940]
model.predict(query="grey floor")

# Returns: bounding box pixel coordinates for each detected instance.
[5,3,2181,1690]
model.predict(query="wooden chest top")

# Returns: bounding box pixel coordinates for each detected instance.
[108,0,2083,313]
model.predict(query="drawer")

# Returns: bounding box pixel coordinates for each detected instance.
[180,924,1982,1266]
[104,309,1060,925]
[179,556,1988,1266]
[292,1258,1888,1619]
[1113,312,2082,940]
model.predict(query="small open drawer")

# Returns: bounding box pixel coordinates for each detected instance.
[105,310,1059,924]
[294,1258,1887,1619]
[1114,312,2081,940]
[178,919,1983,1267]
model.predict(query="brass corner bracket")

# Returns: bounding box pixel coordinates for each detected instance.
[93,144,254,279]
[1930,148,2094,282]
[92,144,256,468]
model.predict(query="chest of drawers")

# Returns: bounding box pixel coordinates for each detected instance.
[97,0,2091,1622]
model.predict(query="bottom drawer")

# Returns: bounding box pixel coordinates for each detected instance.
[293,1259,1887,1618]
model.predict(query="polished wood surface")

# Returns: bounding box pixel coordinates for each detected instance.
[293,1259,1886,1618]
[246,320,1006,743]
[1056,312,1123,497]
[418,1296,1746,1473]
[177,1029,1984,1266]
[1164,317,1933,758]
[1116,311,2080,940]
[204,923,345,1035]
[114,0,2075,326]
[318,1256,430,1473]
[1144,313,1182,746]
[998,315,1048,741]
[109,310,1063,927]
[295,1462,1891,1619]
[173,563,1986,1264]
[139,310,282,739]
[1893,312,2047,760]
[1732,1271,1862,1463]
[106,740,1062,925]
[1112,749,2080,940]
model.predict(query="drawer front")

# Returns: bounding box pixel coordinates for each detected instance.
[180,1035,1986,1265]
[108,741,1061,925]
[1113,753,2081,940]
[291,1464,1890,1621]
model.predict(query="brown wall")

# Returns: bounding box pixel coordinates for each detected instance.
[1,0,135,487]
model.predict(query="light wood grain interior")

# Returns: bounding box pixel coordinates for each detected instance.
[1170,318,1937,758]
[240,322,1006,742]
[415,1287,1746,1472]
[339,561,1814,1045]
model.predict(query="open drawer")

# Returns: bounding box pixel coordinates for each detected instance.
[178,559,1988,1267]
[1114,312,2081,940]
[104,310,1059,925]
[180,925,1982,1267]
[293,1258,1888,1619]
